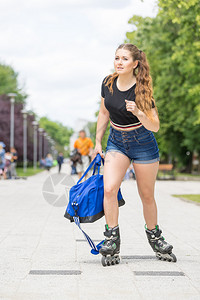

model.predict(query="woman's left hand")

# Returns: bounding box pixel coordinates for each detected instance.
[125,100,139,116]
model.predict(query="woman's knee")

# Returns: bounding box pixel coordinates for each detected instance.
[139,190,155,205]
[104,184,118,198]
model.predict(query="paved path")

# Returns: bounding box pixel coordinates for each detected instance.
[0,163,200,300]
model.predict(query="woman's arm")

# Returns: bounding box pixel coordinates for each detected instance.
[137,108,160,132]
[94,97,110,157]
[125,100,160,132]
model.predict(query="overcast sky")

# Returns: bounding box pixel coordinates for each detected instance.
[0,0,158,128]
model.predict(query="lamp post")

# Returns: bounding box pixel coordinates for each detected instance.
[32,121,38,169]
[47,135,51,153]
[21,109,28,173]
[50,138,54,155]
[43,132,47,157]
[51,140,56,157]
[38,128,44,160]
[8,93,17,149]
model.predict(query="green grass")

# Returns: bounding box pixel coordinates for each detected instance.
[16,167,44,177]
[175,173,200,177]
[157,171,200,179]
[173,194,200,204]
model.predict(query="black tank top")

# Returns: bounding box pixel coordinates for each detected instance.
[101,76,155,130]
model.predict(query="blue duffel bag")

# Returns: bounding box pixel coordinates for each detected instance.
[64,153,125,223]
[64,153,125,255]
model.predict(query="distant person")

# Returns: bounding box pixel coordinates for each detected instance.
[45,153,53,171]
[129,164,136,179]
[124,164,136,180]
[5,152,12,179]
[57,152,64,173]
[39,157,46,169]
[69,148,82,175]
[74,130,94,179]
[10,147,18,179]
[70,161,77,175]
[0,142,6,180]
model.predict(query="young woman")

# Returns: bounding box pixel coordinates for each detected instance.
[94,43,176,265]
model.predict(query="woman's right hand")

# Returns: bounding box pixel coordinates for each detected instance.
[92,143,104,160]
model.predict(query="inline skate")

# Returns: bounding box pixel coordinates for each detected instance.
[99,225,120,266]
[145,225,177,262]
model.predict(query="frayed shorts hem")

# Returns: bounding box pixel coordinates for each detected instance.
[106,149,128,159]
[133,157,160,164]
[105,149,160,164]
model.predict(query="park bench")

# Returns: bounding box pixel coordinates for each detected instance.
[157,163,175,180]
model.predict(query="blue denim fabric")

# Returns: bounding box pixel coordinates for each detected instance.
[106,126,160,164]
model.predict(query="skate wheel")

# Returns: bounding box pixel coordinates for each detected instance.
[111,259,115,265]
[115,257,120,264]
[170,253,177,263]
[156,253,162,260]
[167,258,172,262]
[101,256,107,267]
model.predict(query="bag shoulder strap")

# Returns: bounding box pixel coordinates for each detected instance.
[73,216,104,255]
[77,153,103,184]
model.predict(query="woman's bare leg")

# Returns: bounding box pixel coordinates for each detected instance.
[133,161,159,230]
[103,151,130,228]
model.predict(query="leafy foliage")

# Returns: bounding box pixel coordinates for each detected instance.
[0,62,72,159]
[0,63,28,103]
[39,117,73,155]
[125,0,200,170]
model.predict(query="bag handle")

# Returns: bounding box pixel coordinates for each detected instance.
[92,155,104,176]
[77,153,103,184]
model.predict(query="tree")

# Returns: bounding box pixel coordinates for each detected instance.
[125,0,200,171]
[0,63,28,103]
[39,117,73,156]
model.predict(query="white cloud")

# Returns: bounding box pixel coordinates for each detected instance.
[0,0,132,10]
[0,0,158,128]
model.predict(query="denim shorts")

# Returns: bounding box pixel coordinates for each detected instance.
[106,126,160,164]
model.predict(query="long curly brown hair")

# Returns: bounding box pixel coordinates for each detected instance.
[104,43,157,119]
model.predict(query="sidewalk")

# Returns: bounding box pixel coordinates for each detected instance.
[0,163,200,300]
